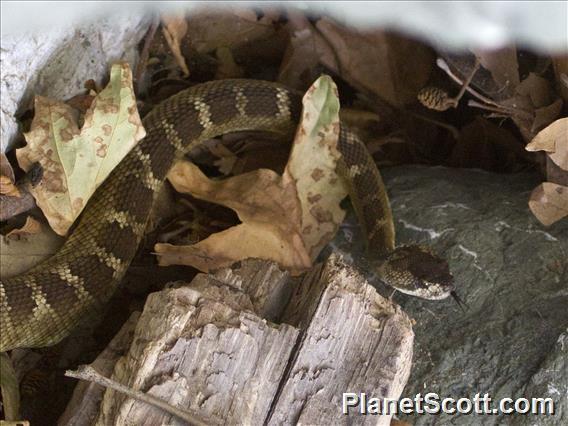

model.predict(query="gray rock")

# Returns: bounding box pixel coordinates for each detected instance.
[519,330,567,425]
[0,15,150,152]
[386,166,567,425]
[332,166,567,425]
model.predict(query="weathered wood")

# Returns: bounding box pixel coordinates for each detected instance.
[211,258,293,322]
[95,271,299,426]
[57,313,140,426]
[268,254,414,425]
[64,254,413,425]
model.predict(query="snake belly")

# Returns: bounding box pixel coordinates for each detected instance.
[0,79,394,352]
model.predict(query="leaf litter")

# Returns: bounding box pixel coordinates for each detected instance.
[526,118,568,225]
[15,62,146,235]
[155,76,347,274]
[2,7,568,423]
[0,153,20,197]
[2,8,566,277]
[3,8,566,275]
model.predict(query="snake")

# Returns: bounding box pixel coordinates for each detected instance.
[0,79,457,352]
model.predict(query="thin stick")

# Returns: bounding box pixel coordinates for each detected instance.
[65,365,213,426]
[466,100,533,121]
[436,58,505,109]
[438,59,536,121]
[407,110,460,140]
[453,58,480,104]
[467,100,514,115]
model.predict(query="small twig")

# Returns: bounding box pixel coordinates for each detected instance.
[65,365,212,426]
[438,59,535,121]
[467,100,517,116]
[407,110,460,140]
[453,58,480,104]
[436,58,506,109]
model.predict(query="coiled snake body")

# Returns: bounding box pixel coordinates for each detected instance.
[0,80,455,352]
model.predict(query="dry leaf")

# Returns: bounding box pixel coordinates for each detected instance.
[526,118,567,225]
[278,14,334,90]
[286,79,346,258]
[0,153,20,197]
[547,158,568,187]
[339,108,384,151]
[526,117,568,171]
[472,47,520,97]
[516,73,552,108]
[0,176,20,198]
[185,7,276,54]
[65,93,96,114]
[501,73,563,140]
[0,153,15,183]
[16,63,146,235]
[315,18,434,106]
[0,225,64,278]
[155,76,346,274]
[215,136,291,176]
[214,46,244,80]
[161,15,190,76]
[528,183,568,226]
[6,216,42,240]
[156,163,312,273]
[450,117,526,171]
[209,142,239,175]
[532,99,564,133]
[340,108,381,129]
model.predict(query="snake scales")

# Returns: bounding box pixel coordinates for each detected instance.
[0,79,455,352]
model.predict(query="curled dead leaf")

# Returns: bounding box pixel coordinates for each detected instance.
[278,13,334,90]
[0,153,20,197]
[6,216,42,240]
[528,182,568,226]
[0,153,15,183]
[516,73,552,108]
[157,161,310,274]
[532,99,564,134]
[315,18,434,106]
[156,76,346,274]
[526,117,568,171]
[0,175,20,198]
[471,47,520,97]
[185,8,277,54]
[161,15,190,76]
[0,224,64,278]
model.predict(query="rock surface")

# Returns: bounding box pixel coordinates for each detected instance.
[333,165,567,425]
[0,15,150,152]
